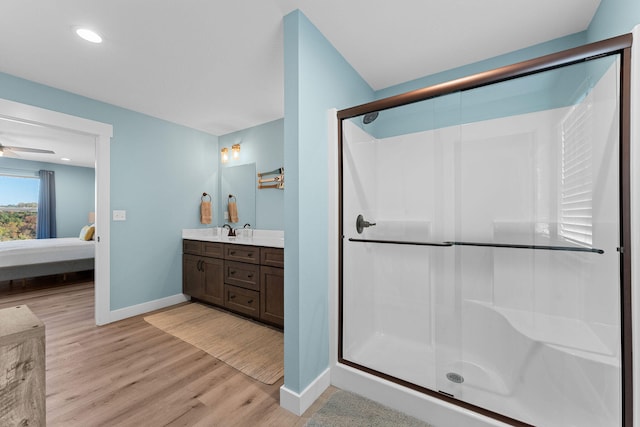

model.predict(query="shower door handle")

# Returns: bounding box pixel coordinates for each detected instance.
[356,214,376,234]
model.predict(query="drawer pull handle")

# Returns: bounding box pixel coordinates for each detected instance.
[247,273,254,278]
[229,294,236,299]
[230,251,236,255]
[230,270,236,275]
[247,299,253,304]
[248,253,253,257]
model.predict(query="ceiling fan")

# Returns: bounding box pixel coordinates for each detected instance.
[0,143,55,157]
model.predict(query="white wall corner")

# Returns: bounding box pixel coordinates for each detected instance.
[108,293,189,323]
[280,367,331,416]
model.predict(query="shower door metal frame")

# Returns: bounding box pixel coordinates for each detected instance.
[337,33,632,427]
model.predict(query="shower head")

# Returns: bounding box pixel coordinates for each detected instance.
[362,111,379,124]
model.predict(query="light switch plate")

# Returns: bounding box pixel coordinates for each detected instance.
[113,210,126,221]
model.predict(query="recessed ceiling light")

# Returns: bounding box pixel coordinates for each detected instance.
[75,28,102,44]
[61,157,71,162]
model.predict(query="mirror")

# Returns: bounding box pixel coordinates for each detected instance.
[221,163,256,227]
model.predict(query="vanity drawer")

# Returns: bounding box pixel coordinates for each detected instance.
[224,260,260,291]
[183,239,203,255]
[202,242,224,258]
[224,284,259,318]
[260,247,284,268]
[224,244,259,264]
[183,240,224,258]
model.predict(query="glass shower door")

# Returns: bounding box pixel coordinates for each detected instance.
[339,39,629,427]
[341,92,464,392]
[439,55,622,426]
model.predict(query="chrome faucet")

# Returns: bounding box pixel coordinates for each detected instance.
[223,224,235,237]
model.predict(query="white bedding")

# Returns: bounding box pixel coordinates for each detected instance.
[0,238,95,268]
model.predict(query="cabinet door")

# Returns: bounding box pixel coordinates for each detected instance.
[201,257,224,306]
[260,266,284,328]
[183,254,203,298]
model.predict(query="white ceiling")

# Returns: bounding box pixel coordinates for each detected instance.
[0,0,600,166]
[0,116,95,168]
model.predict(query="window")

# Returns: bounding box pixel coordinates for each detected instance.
[0,174,39,241]
[559,91,593,247]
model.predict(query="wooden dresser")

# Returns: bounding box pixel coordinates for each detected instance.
[0,305,45,426]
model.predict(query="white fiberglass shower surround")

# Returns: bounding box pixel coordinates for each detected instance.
[336,35,632,426]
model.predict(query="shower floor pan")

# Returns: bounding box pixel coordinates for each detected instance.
[343,301,620,426]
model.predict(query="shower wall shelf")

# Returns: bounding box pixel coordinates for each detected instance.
[347,238,604,254]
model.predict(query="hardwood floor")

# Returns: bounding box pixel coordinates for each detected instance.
[0,281,337,426]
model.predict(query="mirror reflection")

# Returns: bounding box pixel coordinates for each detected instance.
[220,163,256,227]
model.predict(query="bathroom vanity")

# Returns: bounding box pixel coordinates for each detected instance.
[182,229,284,328]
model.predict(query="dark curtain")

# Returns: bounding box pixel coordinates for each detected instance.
[36,170,56,239]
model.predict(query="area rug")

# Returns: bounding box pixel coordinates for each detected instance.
[305,390,432,427]
[144,302,283,384]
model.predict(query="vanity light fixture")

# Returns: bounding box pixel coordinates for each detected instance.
[75,27,103,44]
[221,147,229,164]
[232,144,241,160]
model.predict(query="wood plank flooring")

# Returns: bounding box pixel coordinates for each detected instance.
[0,281,337,426]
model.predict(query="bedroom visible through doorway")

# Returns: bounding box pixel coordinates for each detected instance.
[0,98,112,325]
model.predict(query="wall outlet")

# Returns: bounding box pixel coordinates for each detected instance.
[113,210,126,221]
[224,211,229,220]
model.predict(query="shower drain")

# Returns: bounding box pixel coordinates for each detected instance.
[446,372,464,383]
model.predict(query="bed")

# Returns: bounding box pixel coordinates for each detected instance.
[0,238,95,281]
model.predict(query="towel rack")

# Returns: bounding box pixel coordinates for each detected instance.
[259,182,284,190]
[257,167,284,177]
[201,192,211,202]
[257,167,285,190]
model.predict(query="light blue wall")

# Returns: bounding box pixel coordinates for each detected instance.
[283,11,374,393]
[0,156,95,237]
[367,53,616,139]
[587,0,640,42]
[218,119,284,230]
[368,32,591,139]
[375,32,588,101]
[0,72,218,310]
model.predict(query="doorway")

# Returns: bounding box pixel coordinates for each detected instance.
[0,98,112,324]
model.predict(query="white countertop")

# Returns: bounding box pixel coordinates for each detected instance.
[182,228,284,248]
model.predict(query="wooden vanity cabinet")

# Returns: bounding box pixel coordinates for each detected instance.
[183,240,284,328]
[182,241,225,306]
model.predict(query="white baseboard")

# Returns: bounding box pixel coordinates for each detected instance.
[280,367,331,416]
[108,293,190,323]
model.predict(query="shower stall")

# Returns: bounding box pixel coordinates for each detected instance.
[337,35,632,426]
